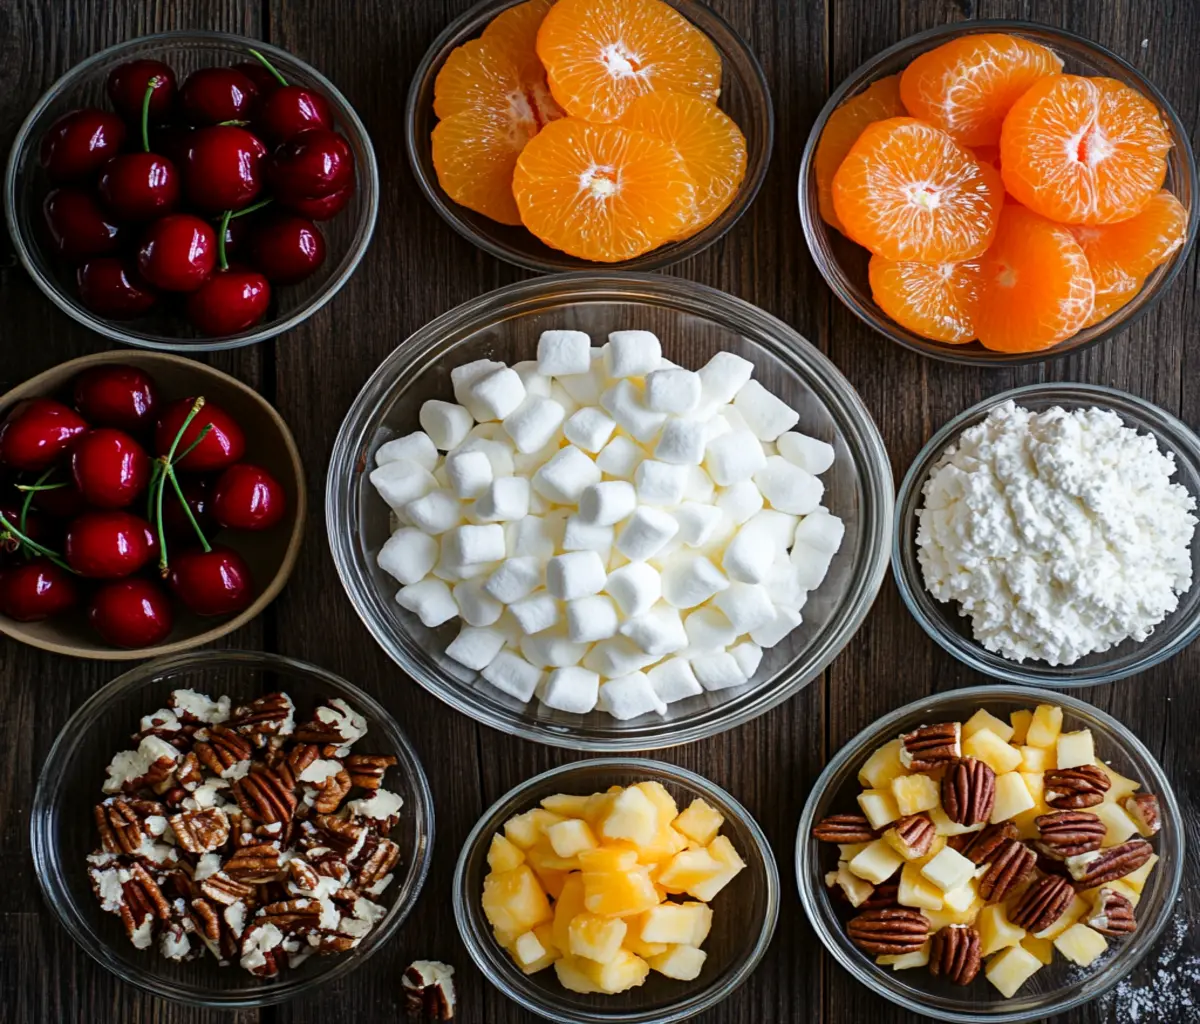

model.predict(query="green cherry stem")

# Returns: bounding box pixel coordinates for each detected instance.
[217,209,233,271]
[155,396,208,575]
[15,482,69,493]
[167,466,212,552]
[248,47,289,88]
[228,197,273,220]
[218,119,252,127]
[173,422,213,467]
[0,511,74,574]
[141,75,161,153]
[18,466,57,539]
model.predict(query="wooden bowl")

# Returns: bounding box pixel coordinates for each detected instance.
[0,352,306,659]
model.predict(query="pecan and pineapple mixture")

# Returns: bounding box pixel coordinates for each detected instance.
[86,687,405,977]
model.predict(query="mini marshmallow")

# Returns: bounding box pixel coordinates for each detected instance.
[647,532,683,569]
[376,431,438,471]
[537,329,592,376]
[481,651,542,702]
[468,367,526,421]
[754,456,824,515]
[512,360,553,399]
[674,502,724,548]
[433,463,450,490]
[715,479,764,525]
[647,658,703,704]
[377,528,438,586]
[370,459,437,511]
[509,591,560,635]
[704,414,731,444]
[597,672,666,720]
[734,380,800,441]
[683,465,715,503]
[419,400,474,451]
[549,381,579,419]
[683,606,737,651]
[615,506,679,561]
[465,421,507,443]
[451,359,505,420]
[404,489,462,535]
[600,381,667,443]
[713,581,775,633]
[578,480,637,525]
[604,330,662,378]
[483,557,541,604]
[691,651,747,692]
[745,509,799,552]
[445,523,506,566]
[563,407,616,453]
[697,351,754,407]
[661,555,729,609]
[452,578,504,627]
[502,395,566,454]
[778,431,836,475]
[546,550,607,600]
[456,436,514,478]
[790,543,835,590]
[472,476,530,522]
[562,517,614,561]
[566,595,619,642]
[604,561,662,617]
[507,515,557,560]
[793,509,845,555]
[704,430,767,487]
[522,629,589,670]
[540,666,600,713]
[445,625,506,671]
[596,436,644,479]
[635,460,689,506]
[645,367,701,414]
[583,638,659,677]
[751,604,803,648]
[533,446,601,505]
[396,578,458,627]
[619,604,687,656]
[764,559,810,611]
[654,419,707,466]
[557,353,606,406]
[513,439,561,477]
[445,450,493,499]
[723,522,776,584]
[730,641,763,679]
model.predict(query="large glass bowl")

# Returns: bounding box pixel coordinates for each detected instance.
[893,384,1200,686]
[797,20,1198,366]
[5,31,379,352]
[326,272,893,750]
[455,758,779,1023]
[30,650,435,1008]
[795,685,1183,1022]
[405,0,773,274]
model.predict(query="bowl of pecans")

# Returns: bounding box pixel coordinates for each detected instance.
[29,649,435,1007]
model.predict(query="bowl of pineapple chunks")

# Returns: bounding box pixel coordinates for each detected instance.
[796,685,1183,1022]
[454,758,779,1023]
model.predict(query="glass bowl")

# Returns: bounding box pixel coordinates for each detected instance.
[326,272,893,749]
[795,685,1184,1023]
[893,383,1200,686]
[4,31,379,352]
[405,0,773,273]
[797,20,1198,366]
[29,650,435,1008]
[454,757,779,1023]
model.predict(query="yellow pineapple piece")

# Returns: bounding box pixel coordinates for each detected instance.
[1083,878,1141,908]
[568,912,627,963]
[541,793,591,818]
[546,818,599,859]
[923,903,978,929]
[579,847,638,873]
[890,773,941,816]
[920,846,974,893]
[638,902,711,945]
[928,804,984,837]
[838,841,872,861]
[986,945,1042,998]
[1021,934,1054,965]
[487,833,526,873]
[857,788,901,830]
[1054,922,1107,966]
[942,877,980,914]
[625,932,669,958]
[655,848,723,894]
[637,825,691,866]
[647,944,707,981]
[1018,745,1054,772]
[877,941,930,969]
[962,728,1023,775]
[964,708,1014,743]
[505,808,565,850]
[848,839,905,885]
[482,864,553,935]
[552,873,586,953]
[833,862,876,908]
[990,772,1036,823]
[634,780,679,821]
[898,862,944,912]
[579,948,650,993]
[1056,729,1095,770]
[1121,852,1158,893]
[527,837,580,873]
[1096,760,1141,804]
[689,834,746,901]
[583,863,661,918]
[533,866,569,900]
[555,955,602,993]
[513,926,559,973]
[858,738,911,789]
[1026,704,1063,748]
[600,786,659,848]
[582,790,617,828]
[1009,709,1033,746]
[1034,894,1088,940]
[673,798,725,847]
[977,903,1025,956]
[1092,801,1139,847]
[1009,771,1049,839]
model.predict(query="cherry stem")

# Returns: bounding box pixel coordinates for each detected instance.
[167,466,212,553]
[141,76,161,153]
[18,466,56,541]
[155,397,210,574]
[248,48,289,88]
[0,511,75,574]
[15,482,68,493]
[218,119,252,127]
[217,210,232,271]
[228,197,273,219]
[173,423,213,466]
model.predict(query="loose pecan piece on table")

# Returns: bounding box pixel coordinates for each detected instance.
[1044,765,1110,809]
[1066,838,1154,888]
[1034,810,1106,860]
[846,907,930,956]
[929,923,983,986]
[403,960,456,1020]
[811,814,876,844]
[977,838,1036,903]
[899,722,961,771]
[1010,875,1075,933]
[941,757,996,825]
[1086,888,1138,936]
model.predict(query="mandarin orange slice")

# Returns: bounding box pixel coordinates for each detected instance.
[1069,189,1188,292]
[512,117,696,261]
[621,91,746,237]
[1084,272,1143,327]
[1000,75,1171,225]
[868,256,981,343]
[482,0,556,83]
[899,33,1062,147]
[432,108,529,225]
[974,204,1095,352]
[536,0,721,123]
[813,75,907,233]
[831,117,1003,262]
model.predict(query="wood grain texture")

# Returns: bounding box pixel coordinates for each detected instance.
[0,0,1197,1021]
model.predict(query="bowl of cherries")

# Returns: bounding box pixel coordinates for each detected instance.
[0,351,306,658]
[4,31,378,350]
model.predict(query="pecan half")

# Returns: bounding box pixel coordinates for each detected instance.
[1010,875,1074,933]
[899,722,961,771]
[95,798,157,856]
[257,897,322,935]
[403,960,456,1020]
[1034,811,1106,860]
[929,923,982,986]
[176,752,204,790]
[346,754,397,791]
[891,814,934,857]
[229,693,295,747]
[1125,794,1161,836]
[949,821,1017,865]
[846,907,929,955]
[812,814,876,844]
[189,896,241,960]
[1044,765,1110,809]
[119,862,172,944]
[313,768,353,815]
[199,871,257,906]
[861,883,900,911]
[193,725,253,777]
[356,836,401,892]
[309,814,368,860]
[232,765,297,824]
[224,843,284,884]
[295,698,367,752]
[170,808,231,854]
[977,838,1036,903]
[1066,839,1154,888]
[1086,888,1137,936]
[268,742,320,789]
[942,757,996,826]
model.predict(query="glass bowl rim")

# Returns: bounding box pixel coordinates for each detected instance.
[325,270,895,751]
[28,648,437,1008]
[403,0,775,275]
[453,756,782,1023]
[796,17,1200,368]
[794,682,1185,1023]
[3,29,380,353]
[891,382,1200,686]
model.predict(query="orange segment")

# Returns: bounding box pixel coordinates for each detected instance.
[831,117,1004,262]
[900,33,1063,147]
[814,75,908,234]
[1000,75,1171,225]
[1069,189,1188,292]
[974,204,1095,352]
[435,39,524,121]
[621,92,746,237]
[868,256,981,344]
[1084,272,1143,327]
[536,0,721,123]
[483,0,556,83]
[432,108,528,225]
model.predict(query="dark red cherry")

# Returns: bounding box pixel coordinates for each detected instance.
[39,108,127,182]
[161,474,214,540]
[220,214,253,258]
[107,60,177,122]
[137,214,216,292]
[185,266,271,336]
[43,188,123,261]
[282,180,353,220]
[180,67,259,125]
[212,463,286,530]
[97,152,180,221]
[77,258,159,320]
[258,85,332,144]
[250,215,325,284]
[154,398,245,472]
[70,428,150,508]
[33,481,86,520]
[267,128,353,200]
[0,559,79,622]
[73,364,160,431]
[0,502,54,565]
[65,510,154,578]
[167,545,254,616]
[234,61,282,99]
[0,399,88,471]
[89,578,174,647]
[182,125,265,212]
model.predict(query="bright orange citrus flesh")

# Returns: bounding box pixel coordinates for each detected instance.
[974,203,1095,351]
[868,256,982,343]
[1000,75,1172,225]
[432,108,530,225]
[512,117,697,261]
[536,0,722,123]
[1069,189,1188,291]
[900,33,1063,147]
[814,75,907,234]
[1084,273,1143,327]
[482,0,556,83]
[831,117,1004,262]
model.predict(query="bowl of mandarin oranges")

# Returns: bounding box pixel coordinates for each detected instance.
[406,0,773,272]
[800,22,1197,363]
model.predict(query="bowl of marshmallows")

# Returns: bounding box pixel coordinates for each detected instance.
[327,273,894,750]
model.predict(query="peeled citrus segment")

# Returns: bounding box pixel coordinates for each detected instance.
[621,92,746,237]
[831,117,1004,262]
[536,0,722,123]
[512,117,697,261]
[868,255,981,344]
[1000,75,1172,225]
[974,203,1095,352]
[1069,189,1188,292]
[1084,272,1143,327]
[432,108,529,225]
[814,75,908,233]
[483,0,556,83]
[435,38,525,120]
[900,33,1063,147]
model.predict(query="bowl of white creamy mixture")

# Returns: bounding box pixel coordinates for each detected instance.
[893,384,1200,686]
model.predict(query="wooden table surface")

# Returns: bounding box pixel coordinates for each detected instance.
[2,0,1197,1021]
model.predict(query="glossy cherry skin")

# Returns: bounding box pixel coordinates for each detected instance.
[251,215,325,283]
[107,60,177,122]
[180,67,259,125]
[97,152,180,221]
[267,128,353,200]
[161,473,214,540]
[39,108,127,182]
[76,258,159,320]
[64,509,155,578]
[182,126,266,212]
[186,267,271,336]
[0,399,88,472]
[0,502,55,565]
[0,559,80,622]
[43,188,123,261]
[258,85,332,144]
[282,180,353,220]
[137,214,216,292]
[234,61,282,99]
[70,428,150,508]
[89,577,174,647]
[167,545,254,616]
[212,463,286,530]
[72,364,160,431]
[154,398,246,472]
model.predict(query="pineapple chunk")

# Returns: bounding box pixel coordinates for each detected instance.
[920,847,974,894]
[833,862,875,908]
[985,945,1043,998]
[848,839,904,885]
[482,865,553,935]
[858,738,910,789]
[923,904,978,929]
[487,833,526,873]
[964,708,1015,742]
[857,788,901,830]
[1018,745,1054,773]
[942,878,979,914]
[1092,801,1139,847]
[647,944,707,981]
[527,837,580,873]
[1034,894,1088,940]
[1096,760,1141,804]
[514,927,557,973]
[890,774,940,816]
[625,932,669,959]
[583,863,660,918]
[568,912,627,963]
[600,786,659,847]
[634,781,679,823]
[579,847,638,873]
[1083,878,1141,908]
[689,835,746,901]
[579,948,650,993]
[978,903,1025,956]
[898,862,944,912]
[928,804,984,837]
[1021,934,1054,965]
[1009,709,1033,746]
[1010,771,1049,839]
[990,772,1036,823]
[505,809,565,850]
[639,903,704,945]
[552,874,587,953]
[1121,852,1159,893]
[877,941,930,969]
[673,798,725,847]
[656,849,723,894]
[1056,729,1095,770]
[582,790,617,828]
[962,728,1023,775]
[541,793,591,818]
[555,955,602,994]
[838,841,871,861]
[546,818,599,859]
[1053,923,1107,967]
[683,901,714,946]
[1026,705,1063,748]
[533,867,569,900]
